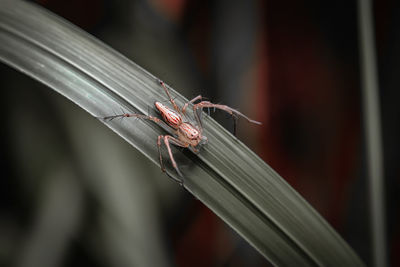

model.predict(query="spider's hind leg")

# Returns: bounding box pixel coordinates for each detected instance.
[157,79,181,114]
[102,113,162,124]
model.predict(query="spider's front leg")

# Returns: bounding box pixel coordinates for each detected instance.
[182,95,203,114]
[157,135,189,185]
[191,101,262,135]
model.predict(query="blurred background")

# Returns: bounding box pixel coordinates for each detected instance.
[0,0,399,266]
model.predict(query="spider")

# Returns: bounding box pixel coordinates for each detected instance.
[103,79,261,184]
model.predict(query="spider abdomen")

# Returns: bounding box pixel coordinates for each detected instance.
[154,101,182,128]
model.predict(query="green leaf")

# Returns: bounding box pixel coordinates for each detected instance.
[0,1,364,265]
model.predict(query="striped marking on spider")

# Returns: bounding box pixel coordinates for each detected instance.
[103,79,261,185]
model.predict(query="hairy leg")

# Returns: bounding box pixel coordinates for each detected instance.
[182,95,203,114]
[191,101,261,135]
[157,79,181,114]
[158,135,189,184]
[102,113,162,124]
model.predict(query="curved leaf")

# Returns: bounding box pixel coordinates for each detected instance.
[0,1,364,266]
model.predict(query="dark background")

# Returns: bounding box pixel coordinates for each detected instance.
[0,0,399,266]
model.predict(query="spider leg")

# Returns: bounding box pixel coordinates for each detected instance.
[232,114,238,136]
[102,113,162,124]
[158,135,183,185]
[182,95,203,114]
[157,79,181,114]
[192,101,261,135]
[157,135,166,172]
[158,135,189,185]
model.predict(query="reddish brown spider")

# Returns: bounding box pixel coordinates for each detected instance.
[103,80,261,184]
